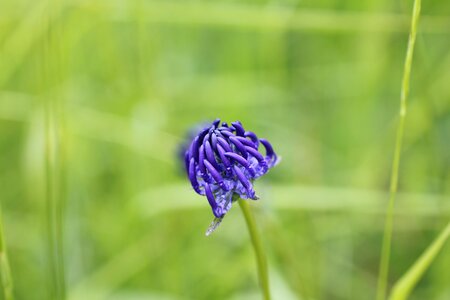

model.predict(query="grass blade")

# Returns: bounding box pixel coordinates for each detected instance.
[389,221,450,300]
[375,0,422,299]
[42,0,66,298]
[0,205,14,300]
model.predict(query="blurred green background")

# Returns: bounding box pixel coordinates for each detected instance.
[0,0,449,299]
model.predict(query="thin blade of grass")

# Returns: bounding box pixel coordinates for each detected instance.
[375,0,421,299]
[42,0,66,298]
[388,221,450,300]
[0,205,14,300]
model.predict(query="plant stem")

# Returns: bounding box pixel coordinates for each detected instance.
[238,198,270,300]
[376,1,421,300]
[0,205,14,300]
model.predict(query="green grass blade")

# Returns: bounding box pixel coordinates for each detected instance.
[0,205,14,300]
[375,0,422,299]
[42,0,66,298]
[389,221,450,300]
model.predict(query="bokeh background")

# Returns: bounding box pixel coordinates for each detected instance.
[0,0,449,299]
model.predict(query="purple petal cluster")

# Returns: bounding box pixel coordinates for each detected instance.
[183,119,278,218]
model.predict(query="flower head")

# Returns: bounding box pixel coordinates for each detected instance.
[182,119,279,224]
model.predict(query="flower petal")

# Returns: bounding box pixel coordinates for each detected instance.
[188,136,199,162]
[205,183,221,217]
[244,131,259,147]
[198,145,206,174]
[229,136,248,158]
[188,158,201,194]
[225,152,255,177]
[235,136,257,148]
[245,146,264,162]
[217,144,231,167]
[204,159,227,190]
[260,138,279,166]
[231,121,245,136]
[233,165,257,199]
[204,140,221,170]
[217,136,232,152]
[212,119,221,128]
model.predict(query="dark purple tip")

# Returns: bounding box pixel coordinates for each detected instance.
[244,131,259,147]
[259,138,275,157]
[231,121,245,136]
[197,128,209,144]
[260,138,278,167]
[202,133,210,145]
[212,119,221,128]
[210,133,218,150]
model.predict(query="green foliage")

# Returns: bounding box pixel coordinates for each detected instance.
[376,0,421,299]
[0,0,449,299]
[389,222,450,300]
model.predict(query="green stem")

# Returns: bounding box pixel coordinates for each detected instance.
[376,1,421,300]
[0,205,14,300]
[238,199,270,300]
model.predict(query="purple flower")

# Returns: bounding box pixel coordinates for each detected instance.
[182,119,279,220]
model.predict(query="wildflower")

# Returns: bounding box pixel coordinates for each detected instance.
[182,119,279,230]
